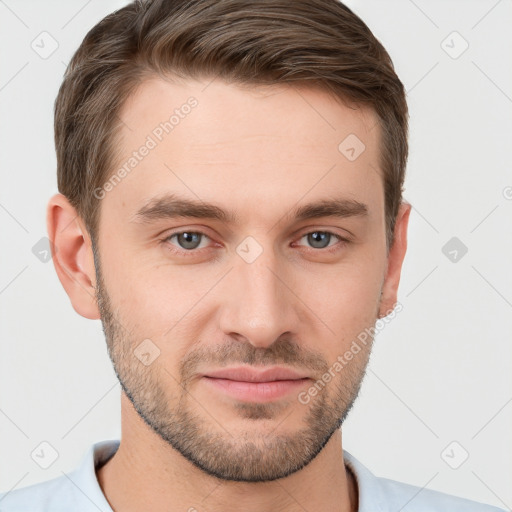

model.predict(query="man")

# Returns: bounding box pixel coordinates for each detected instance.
[0,0,504,510]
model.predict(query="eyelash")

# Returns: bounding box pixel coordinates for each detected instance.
[160,229,350,257]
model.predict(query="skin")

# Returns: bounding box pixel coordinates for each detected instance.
[47,76,411,512]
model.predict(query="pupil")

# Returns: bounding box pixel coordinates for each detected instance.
[180,232,200,249]
[309,232,329,248]
[177,232,331,250]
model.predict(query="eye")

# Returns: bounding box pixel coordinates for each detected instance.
[295,230,348,252]
[161,229,349,258]
[164,231,211,253]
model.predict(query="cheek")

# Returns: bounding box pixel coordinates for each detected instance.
[301,261,384,350]
[100,224,386,349]
[107,262,212,352]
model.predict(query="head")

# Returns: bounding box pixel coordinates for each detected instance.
[48,0,411,482]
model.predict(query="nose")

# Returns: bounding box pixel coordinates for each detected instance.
[217,243,301,349]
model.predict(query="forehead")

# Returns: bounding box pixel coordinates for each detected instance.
[104,76,383,226]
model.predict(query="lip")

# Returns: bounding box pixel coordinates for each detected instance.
[200,366,311,403]
[201,366,310,382]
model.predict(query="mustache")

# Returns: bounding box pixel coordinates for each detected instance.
[180,338,329,383]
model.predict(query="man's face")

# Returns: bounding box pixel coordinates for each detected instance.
[94,77,391,482]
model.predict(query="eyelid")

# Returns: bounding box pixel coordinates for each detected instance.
[161,227,350,256]
[297,231,344,243]
[162,229,214,255]
[295,225,352,241]
[293,230,349,253]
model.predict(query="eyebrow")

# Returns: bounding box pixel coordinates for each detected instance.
[131,193,368,225]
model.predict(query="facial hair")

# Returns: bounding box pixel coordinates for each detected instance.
[92,241,376,483]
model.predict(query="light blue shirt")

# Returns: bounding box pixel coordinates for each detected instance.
[0,439,505,511]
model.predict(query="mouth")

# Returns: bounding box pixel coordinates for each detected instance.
[200,366,311,402]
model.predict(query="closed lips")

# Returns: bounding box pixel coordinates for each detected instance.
[202,366,310,383]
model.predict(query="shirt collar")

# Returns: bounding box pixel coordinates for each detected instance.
[343,449,386,512]
[80,439,384,512]
[71,439,119,512]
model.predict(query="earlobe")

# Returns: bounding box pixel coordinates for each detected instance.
[378,201,412,318]
[46,193,100,320]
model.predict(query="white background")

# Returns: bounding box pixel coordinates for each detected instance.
[0,0,511,509]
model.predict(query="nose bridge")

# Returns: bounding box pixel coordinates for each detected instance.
[219,238,297,347]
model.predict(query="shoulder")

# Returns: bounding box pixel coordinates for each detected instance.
[0,474,83,512]
[0,440,118,512]
[376,475,506,511]
[343,450,506,512]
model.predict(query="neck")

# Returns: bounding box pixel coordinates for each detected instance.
[97,397,358,512]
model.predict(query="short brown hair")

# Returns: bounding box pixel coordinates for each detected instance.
[55,0,408,250]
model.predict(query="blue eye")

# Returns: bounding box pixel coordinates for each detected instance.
[166,231,210,251]
[162,229,348,258]
[299,231,340,249]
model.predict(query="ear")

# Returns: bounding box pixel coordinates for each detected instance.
[46,193,100,320]
[378,201,411,318]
